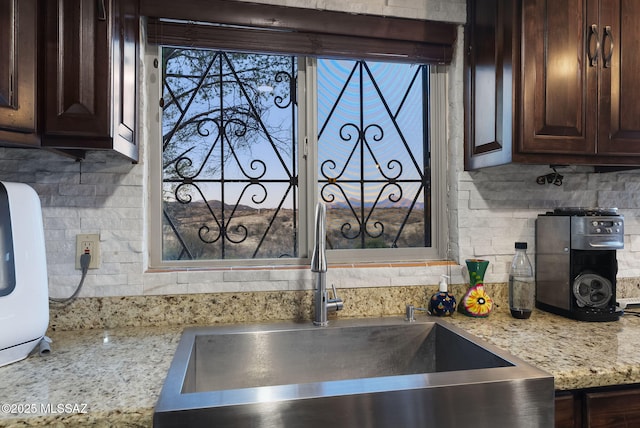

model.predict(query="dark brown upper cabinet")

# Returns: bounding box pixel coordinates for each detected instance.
[0,0,40,147]
[594,1,640,156]
[464,0,519,170]
[466,0,640,170]
[42,0,139,162]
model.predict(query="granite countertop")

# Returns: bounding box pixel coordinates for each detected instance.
[0,326,183,427]
[2,309,640,427]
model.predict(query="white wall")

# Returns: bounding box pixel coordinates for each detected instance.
[3,1,639,298]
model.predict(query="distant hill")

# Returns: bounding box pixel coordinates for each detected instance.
[162,196,426,259]
[325,198,424,210]
[172,199,255,211]
[166,198,424,211]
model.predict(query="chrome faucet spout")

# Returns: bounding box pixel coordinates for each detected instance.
[311,202,342,326]
[311,202,327,274]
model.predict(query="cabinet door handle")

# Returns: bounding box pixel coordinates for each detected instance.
[602,25,614,68]
[97,0,106,21]
[587,24,600,67]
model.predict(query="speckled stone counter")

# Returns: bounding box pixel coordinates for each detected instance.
[0,325,182,427]
[0,327,182,427]
[3,307,640,427]
[446,310,640,391]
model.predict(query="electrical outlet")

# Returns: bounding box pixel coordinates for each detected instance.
[76,234,100,269]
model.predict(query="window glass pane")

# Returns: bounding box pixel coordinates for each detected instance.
[161,48,298,260]
[318,59,430,250]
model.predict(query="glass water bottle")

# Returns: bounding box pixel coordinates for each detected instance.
[509,242,535,319]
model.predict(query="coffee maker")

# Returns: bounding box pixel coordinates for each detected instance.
[535,208,623,322]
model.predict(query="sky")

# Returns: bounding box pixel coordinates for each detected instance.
[162,51,427,211]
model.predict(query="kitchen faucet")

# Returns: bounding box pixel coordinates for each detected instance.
[311,202,343,326]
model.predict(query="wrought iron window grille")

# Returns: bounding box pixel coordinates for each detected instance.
[160,50,431,261]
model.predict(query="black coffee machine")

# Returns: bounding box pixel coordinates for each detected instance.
[535,208,623,322]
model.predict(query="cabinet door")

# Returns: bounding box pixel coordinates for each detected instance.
[43,0,111,140]
[597,0,640,155]
[555,393,580,428]
[520,0,597,155]
[0,0,39,146]
[110,0,138,162]
[42,0,138,161]
[464,0,518,170]
[585,388,640,427]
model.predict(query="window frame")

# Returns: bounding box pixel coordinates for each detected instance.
[145,19,449,269]
[304,58,449,265]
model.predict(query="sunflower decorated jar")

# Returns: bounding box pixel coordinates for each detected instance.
[459,259,493,317]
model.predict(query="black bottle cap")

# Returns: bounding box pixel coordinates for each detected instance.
[515,242,527,249]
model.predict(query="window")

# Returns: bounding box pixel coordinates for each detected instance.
[317,59,431,251]
[160,50,298,260]
[146,11,450,268]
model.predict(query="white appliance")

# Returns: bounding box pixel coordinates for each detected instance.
[0,182,49,367]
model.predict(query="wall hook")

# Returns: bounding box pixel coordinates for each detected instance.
[536,167,563,186]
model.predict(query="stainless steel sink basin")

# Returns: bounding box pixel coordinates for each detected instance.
[154,318,554,427]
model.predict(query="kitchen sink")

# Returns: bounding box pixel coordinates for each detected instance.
[154,317,554,427]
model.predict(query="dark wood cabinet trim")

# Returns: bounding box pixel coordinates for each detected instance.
[143,0,456,65]
[140,0,456,45]
[147,19,452,64]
